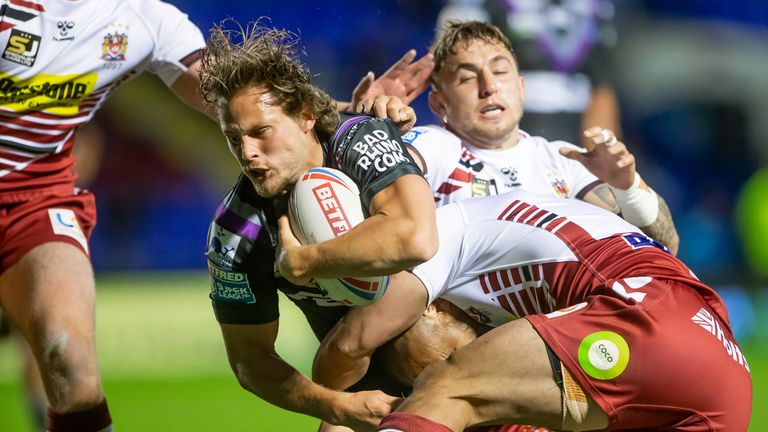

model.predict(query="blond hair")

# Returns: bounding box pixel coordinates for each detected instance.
[199,20,339,139]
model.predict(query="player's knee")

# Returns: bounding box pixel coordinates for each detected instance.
[37,328,100,407]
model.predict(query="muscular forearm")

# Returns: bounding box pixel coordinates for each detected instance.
[292,214,434,279]
[638,195,679,255]
[231,353,344,423]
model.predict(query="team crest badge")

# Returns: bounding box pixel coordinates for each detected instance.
[550,176,570,198]
[101,28,128,61]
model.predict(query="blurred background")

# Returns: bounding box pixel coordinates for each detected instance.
[1,0,766,430]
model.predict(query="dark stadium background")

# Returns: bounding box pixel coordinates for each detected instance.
[1,1,766,430]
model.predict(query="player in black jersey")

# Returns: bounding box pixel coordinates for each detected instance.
[199,22,436,431]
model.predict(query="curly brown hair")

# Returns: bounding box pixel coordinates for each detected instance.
[430,21,516,88]
[199,20,339,139]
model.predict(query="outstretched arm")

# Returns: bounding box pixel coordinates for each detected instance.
[220,321,398,429]
[169,59,218,121]
[313,272,429,391]
[561,127,679,254]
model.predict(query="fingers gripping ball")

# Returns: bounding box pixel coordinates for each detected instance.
[288,168,390,305]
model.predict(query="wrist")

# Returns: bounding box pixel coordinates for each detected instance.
[608,172,659,227]
[323,391,349,426]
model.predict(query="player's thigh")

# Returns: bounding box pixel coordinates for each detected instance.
[418,318,562,427]
[0,241,96,348]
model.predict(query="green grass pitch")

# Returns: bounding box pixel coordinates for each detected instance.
[0,273,764,431]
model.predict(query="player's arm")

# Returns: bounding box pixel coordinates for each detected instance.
[220,321,398,428]
[277,119,437,285]
[561,127,680,254]
[169,59,219,121]
[277,172,436,284]
[313,272,429,390]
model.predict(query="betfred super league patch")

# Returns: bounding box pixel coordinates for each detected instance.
[3,29,41,66]
[208,262,255,304]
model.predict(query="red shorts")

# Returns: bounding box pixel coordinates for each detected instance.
[527,278,752,431]
[0,190,96,274]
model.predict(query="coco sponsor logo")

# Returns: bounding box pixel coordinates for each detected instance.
[352,130,409,172]
[578,331,630,380]
[312,183,352,236]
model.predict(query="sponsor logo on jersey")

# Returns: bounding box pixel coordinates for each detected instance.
[400,129,424,144]
[577,331,630,380]
[101,26,128,61]
[691,308,750,372]
[351,129,409,172]
[471,178,498,197]
[208,262,255,303]
[312,182,353,236]
[0,72,97,114]
[54,21,75,41]
[621,233,669,254]
[2,29,41,66]
[545,301,587,318]
[501,166,521,188]
[48,209,88,254]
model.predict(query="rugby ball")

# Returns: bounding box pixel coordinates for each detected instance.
[288,167,390,306]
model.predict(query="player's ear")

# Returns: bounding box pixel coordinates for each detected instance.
[428,90,447,119]
[298,110,316,133]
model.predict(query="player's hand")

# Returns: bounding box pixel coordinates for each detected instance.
[275,215,314,287]
[351,49,433,109]
[332,390,402,432]
[559,127,636,190]
[355,95,416,133]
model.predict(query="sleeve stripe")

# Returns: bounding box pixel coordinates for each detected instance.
[576,179,603,200]
[179,49,204,67]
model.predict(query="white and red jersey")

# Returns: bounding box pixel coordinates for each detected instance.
[401,125,600,206]
[412,190,726,327]
[0,0,205,202]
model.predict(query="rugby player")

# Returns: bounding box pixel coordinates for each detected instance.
[313,189,752,431]
[390,21,679,253]
[0,2,431,430]
[199,22,439,431]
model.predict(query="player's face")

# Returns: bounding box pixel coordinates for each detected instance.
[431,40,525,150]
[222,86,322,197]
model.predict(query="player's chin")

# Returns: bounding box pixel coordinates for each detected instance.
[250,179,284,198]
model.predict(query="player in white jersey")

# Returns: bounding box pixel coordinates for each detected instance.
[313,190,752,431]
[390,21,679,254]
[0,2,431,430]
[0,1,207,430]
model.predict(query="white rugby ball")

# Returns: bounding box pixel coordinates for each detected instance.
[288,167,390,306]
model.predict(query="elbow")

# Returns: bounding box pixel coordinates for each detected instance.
[231,361,256,392]
[399,224,438,267]
[326,336,373,362]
